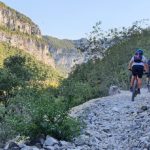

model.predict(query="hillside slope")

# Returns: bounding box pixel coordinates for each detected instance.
[43,36,85,73]
[60,29,150,108]
[0,2,41,36]
[0,42,61,82]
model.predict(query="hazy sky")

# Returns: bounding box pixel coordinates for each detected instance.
[0,0,150,40]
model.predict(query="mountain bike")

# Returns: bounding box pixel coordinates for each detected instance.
[131,76,138,101]
[129,69,139,101]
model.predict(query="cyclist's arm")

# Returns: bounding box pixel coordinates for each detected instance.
[128,57,134,70]
[128,61,133,70]
[144,63,148,72]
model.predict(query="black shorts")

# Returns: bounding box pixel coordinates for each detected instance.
[132,65,144,78]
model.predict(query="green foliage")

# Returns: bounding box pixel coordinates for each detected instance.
[59,80,100,107]
[0,104,5,120]
[5,86,81,141]
[0,43,61,107]
[4,55,32,81]
[0,103,17,147]
[0,42,61,81]
[0,42,80,144]
[59,26,150,107]
[0,68,19,105]
[43,36,75,49]
[83,20,149,59]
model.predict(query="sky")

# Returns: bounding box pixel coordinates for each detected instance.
[0,0,150,40]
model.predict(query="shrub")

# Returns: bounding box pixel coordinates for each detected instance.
[5,86,81,141]
[4,55,32,81]
[0,104,16,148]
[60,81,100,107]
[0,68,19,105]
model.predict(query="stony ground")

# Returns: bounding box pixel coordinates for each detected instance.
[69,88,150,150]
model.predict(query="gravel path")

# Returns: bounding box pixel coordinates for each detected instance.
[69,89,150,150]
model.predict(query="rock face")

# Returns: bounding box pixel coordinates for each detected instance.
[43,36,88,73]
[0,2,87,72]
[0,2,41,36]
[0,2,56,68]
[0,31,55,68]
[49,47,84,73]
[4,89,150,149]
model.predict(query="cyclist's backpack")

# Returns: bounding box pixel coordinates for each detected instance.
[134,52,142,63]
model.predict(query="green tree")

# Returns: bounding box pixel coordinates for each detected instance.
[0,68,18,106]
[4,55,32,81]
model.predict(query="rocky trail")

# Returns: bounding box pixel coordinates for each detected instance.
[69,89,150,150]
[4,89,150,150]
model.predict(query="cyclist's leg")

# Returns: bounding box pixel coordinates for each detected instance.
[130,65,138,91]
[130,76,136,87]
[137,65,144,94]
[137,77,142,88]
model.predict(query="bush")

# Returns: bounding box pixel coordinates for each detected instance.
[0,104,16,148]
[4,55,32,81]
[60,81,100,107]
[5,86,81,141]
[0,68,19,105]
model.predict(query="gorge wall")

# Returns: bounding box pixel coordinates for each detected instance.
[0,2,87,73]
[0,2,41,36]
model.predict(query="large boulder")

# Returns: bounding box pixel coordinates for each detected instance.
[109,85,121,96]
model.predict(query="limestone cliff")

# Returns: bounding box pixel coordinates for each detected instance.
[43,36,86,73]
[0,2,55,68]
[0,2,87,73]
[0,2,41,36]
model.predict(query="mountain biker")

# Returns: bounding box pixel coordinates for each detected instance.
[128,49,148,94]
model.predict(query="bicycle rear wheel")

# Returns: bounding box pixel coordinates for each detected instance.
[132,79,138,101]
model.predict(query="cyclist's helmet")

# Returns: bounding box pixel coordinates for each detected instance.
[135,48,143,55]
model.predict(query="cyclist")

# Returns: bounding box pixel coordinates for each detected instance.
[128,49,148,94]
